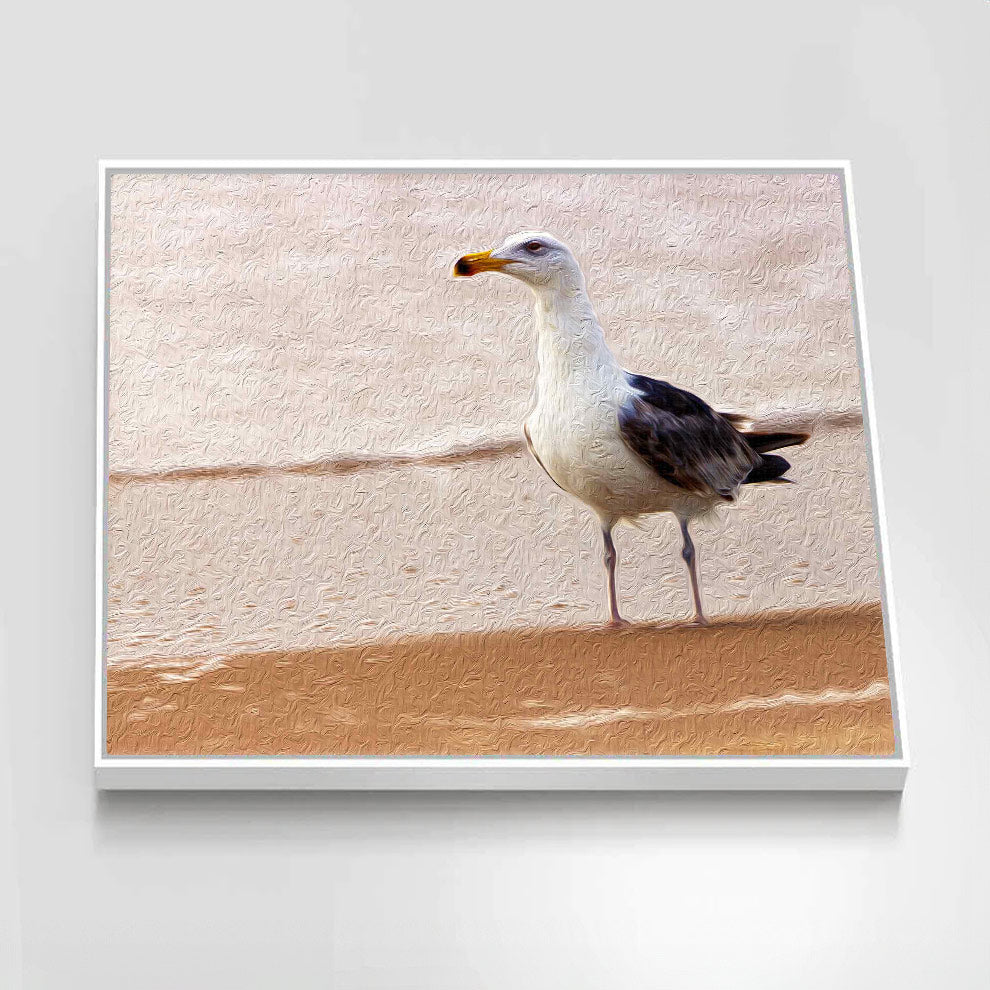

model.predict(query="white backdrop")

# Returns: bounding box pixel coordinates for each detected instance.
[1,1,988,987]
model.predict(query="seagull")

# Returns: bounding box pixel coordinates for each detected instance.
[454,231,809,627]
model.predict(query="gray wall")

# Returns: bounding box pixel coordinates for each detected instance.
[1,1,987,987]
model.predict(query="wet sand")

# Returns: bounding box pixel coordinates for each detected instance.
[107,603,893,757]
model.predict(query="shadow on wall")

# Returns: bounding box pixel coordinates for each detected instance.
[94,788,904,849]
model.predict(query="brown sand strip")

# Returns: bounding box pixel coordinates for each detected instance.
[107,409,863,487]
[108,437,524,486]
[107,603,893,757]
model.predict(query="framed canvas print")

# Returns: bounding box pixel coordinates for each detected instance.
[96,160,908,789]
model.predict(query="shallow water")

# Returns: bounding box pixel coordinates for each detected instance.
[108,171,862,473]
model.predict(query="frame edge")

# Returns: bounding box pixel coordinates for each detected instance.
[94,159,907,790]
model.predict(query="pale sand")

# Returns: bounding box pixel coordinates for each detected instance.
[106,425,879,663]
[106,170,881,664]
[106,603,892,757]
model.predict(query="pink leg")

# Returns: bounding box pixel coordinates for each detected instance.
[602,526,628,627]
[679,519,707,625]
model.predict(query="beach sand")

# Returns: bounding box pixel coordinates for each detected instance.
[104,170,895,758]
[107,603,892,757]
[106,425,880,665]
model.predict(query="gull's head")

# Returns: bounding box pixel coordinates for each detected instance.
[454,232,583,291]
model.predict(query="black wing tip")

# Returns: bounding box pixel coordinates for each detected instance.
[740,430,810,454]
[743,453,793,485]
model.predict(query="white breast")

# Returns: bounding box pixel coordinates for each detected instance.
[524,326,707,524]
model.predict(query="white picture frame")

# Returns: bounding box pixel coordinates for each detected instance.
[95,160,909,790]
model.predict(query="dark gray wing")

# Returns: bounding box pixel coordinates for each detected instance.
[618,373,760,500]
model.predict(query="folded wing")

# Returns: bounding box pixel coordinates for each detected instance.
[618,373,808,500]
[618,374,761,500]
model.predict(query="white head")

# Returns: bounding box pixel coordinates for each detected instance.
[454,231,586,293]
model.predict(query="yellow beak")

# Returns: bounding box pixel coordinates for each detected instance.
[453,249,516,277]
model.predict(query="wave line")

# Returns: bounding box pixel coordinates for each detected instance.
[521,680,890,729]
[108,406,863,486]
[110,437,524,485]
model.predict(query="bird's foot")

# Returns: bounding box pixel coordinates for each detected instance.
[606,617,631,629]
[690,615,709,628]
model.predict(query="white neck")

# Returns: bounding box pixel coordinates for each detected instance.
[531,279,619,384]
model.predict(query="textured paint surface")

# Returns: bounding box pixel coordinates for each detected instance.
[107,604,892,756]
[105,170,892,756]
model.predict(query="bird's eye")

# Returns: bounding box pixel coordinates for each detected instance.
[524,240,544,253]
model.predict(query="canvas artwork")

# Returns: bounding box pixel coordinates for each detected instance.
[98,164,904,784]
